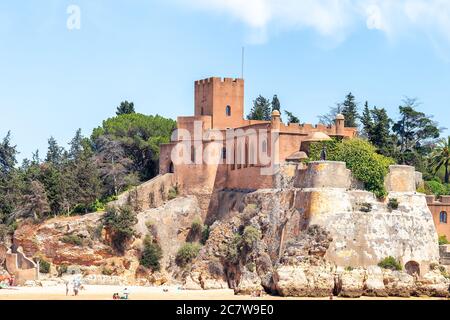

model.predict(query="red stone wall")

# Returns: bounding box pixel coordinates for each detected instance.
[429,203,450,240]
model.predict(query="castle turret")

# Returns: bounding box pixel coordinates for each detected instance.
[271,109,281,131]
[335,113,345,136]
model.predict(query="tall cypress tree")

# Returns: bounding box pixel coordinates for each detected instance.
[271,95,281,112]
[340,92,359,127]
[360,101,373,138]
[370,107,393,156]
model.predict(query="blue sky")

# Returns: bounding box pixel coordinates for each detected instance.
[1,0,450,162]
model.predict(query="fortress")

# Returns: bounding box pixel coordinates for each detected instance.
[159,77,357,213]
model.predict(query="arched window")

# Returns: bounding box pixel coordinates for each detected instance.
[168,162,174,173]
[440,211,448,224]
[226,105,231,117]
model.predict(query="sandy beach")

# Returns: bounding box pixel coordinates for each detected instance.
[0,285,448,300]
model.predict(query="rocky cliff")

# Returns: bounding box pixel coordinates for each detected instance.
[181,162,449,297]
[2,162,449,297]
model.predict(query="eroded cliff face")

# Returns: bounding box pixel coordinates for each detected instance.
[10,196,203,286]
[182,162,449,297]
[3,162,449,297]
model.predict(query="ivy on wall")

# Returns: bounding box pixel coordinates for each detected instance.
[309,138,395,198]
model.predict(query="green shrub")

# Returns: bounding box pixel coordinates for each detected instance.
[101,266,114,276]
[57,264,68,277]
[310,138,395,198]
[102,205,138,254]
[224,234,242,264]
[345,266,354,272]
[378,256,402,271]
[168,185,179,200]
[201,225,210,245]
[388,198,399,211]
[308,139,340,161]
[246,262,256,273]
[438,235,449,245]
[61,234,84,246]
[39,259,51,274]
[140,235,163,271]
[242,226,261,250]
[0,224,8,242]
[424,181,449,197]
[176,243,201,267]
[190,217,203,236]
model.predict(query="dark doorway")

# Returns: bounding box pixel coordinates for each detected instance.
[405,261,420,277]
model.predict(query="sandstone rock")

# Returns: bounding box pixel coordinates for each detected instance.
[338,268,365,298]
[183,272,203,290]
[364,266,388,297]
[235,269,264,295]
[82,274,127,286]
[415,269,450,297]
[202,277,228,290]
[274,264,334,297]
[383,270,415,297]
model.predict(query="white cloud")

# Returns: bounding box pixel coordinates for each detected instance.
[179,0,450,46]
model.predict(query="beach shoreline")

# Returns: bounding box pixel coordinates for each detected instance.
[0,285,447,300]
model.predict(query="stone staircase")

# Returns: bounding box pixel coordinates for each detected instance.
[5,245,39,285]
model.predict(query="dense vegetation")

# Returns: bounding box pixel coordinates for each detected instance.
[0,102,175,234]
[102,205,138,254]
[318,94,448,197]
[140,235,163,271]
[309,138,395,198]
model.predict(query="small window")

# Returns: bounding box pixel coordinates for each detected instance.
[201,107,204,115]
[226,105,231,117]
[262,140,267,153]
[222,147,227,161]
[440,211,448,224]
[191,145,195,164]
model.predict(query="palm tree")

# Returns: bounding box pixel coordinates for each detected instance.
[430,136,450,183]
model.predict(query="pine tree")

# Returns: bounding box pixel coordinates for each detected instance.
[46,137,63,166]
[340,92,359,127]
[0,132,20,221]
[284,110,300,124]
[23,180,50,220]
[69,129,83,161]
[116,101,135,115]
[72,139,101,213]
[360,101,373,139]
[247,95,271,121]
[96,135,132,196]
[271,95,281,112]
[370,107,393,156]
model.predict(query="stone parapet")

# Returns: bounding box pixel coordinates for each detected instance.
[294,161,351,189]
[385,165,416,193]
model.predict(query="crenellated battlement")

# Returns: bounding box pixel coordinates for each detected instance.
[195,77,244,86]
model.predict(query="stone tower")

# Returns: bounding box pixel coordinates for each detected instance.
[194,77,244,130]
